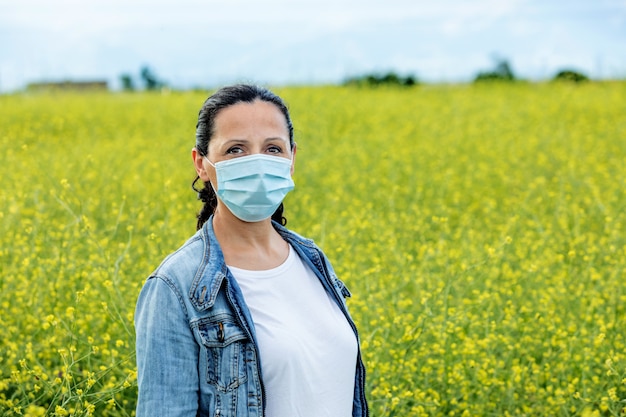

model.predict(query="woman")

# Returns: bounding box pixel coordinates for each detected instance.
[135,84,368,416]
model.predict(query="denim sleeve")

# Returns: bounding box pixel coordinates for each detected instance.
[135,275,200,416]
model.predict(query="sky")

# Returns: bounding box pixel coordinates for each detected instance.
[1,0,625,92]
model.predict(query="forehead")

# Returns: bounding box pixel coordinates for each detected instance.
[213,100,289,140]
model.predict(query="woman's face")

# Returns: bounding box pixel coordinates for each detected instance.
[193,99,296,187]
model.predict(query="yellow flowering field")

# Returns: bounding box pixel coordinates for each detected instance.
[1,82,625,416]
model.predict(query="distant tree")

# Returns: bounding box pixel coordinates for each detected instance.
[120,73,135,91]
[380,72,400,85]
[402,75,417,86]
[344,71,418,87]
[553,69,589,83]
[474,58,516,83]
[140,66,164,91]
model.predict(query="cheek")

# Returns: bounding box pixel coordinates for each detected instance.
[206,166,218,188]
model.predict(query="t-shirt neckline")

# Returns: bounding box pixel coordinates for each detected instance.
[227,244,295,279]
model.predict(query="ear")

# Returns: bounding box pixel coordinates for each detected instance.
[192,148,211,182]
[290,143,297,176]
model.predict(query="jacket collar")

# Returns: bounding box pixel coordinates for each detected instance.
[188,216,319,311]
[189,218,228,311]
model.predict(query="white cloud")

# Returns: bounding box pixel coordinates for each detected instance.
[0,0,530,32]
[0,0,624,91]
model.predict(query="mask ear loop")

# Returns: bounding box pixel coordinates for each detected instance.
[203,156,216,168]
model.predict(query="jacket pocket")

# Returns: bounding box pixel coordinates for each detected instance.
[198,320,248,392]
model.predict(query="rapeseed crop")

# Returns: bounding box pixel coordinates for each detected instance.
[1,83,625,416]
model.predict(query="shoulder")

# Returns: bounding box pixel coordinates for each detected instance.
[142,222,231,311]
[136,229,214,321]
[147,229,208,291]
[272,221,319,250]
[136,232,200,301]
[272,222,334,273]
[271,223,353,298]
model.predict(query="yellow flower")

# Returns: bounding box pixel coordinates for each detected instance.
[54,405,69,416]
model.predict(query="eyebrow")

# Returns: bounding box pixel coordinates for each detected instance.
[222,137,289,145]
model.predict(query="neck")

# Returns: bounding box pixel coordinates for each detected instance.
[212,205,277,248]
[212,205,289,270]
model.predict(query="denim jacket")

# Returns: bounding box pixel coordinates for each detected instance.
[135,218,368,416]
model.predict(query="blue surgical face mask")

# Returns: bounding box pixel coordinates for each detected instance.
[205,154,295,222]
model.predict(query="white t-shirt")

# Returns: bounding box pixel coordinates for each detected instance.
[228,245,357,417]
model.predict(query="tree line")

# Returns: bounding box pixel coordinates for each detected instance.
[119,60,591,92]
[341,59,590,88]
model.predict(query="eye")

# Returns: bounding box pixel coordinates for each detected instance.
[226,146,244,155]
[267,145,282,154]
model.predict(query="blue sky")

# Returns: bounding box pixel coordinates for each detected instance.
[1,0,625,91]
